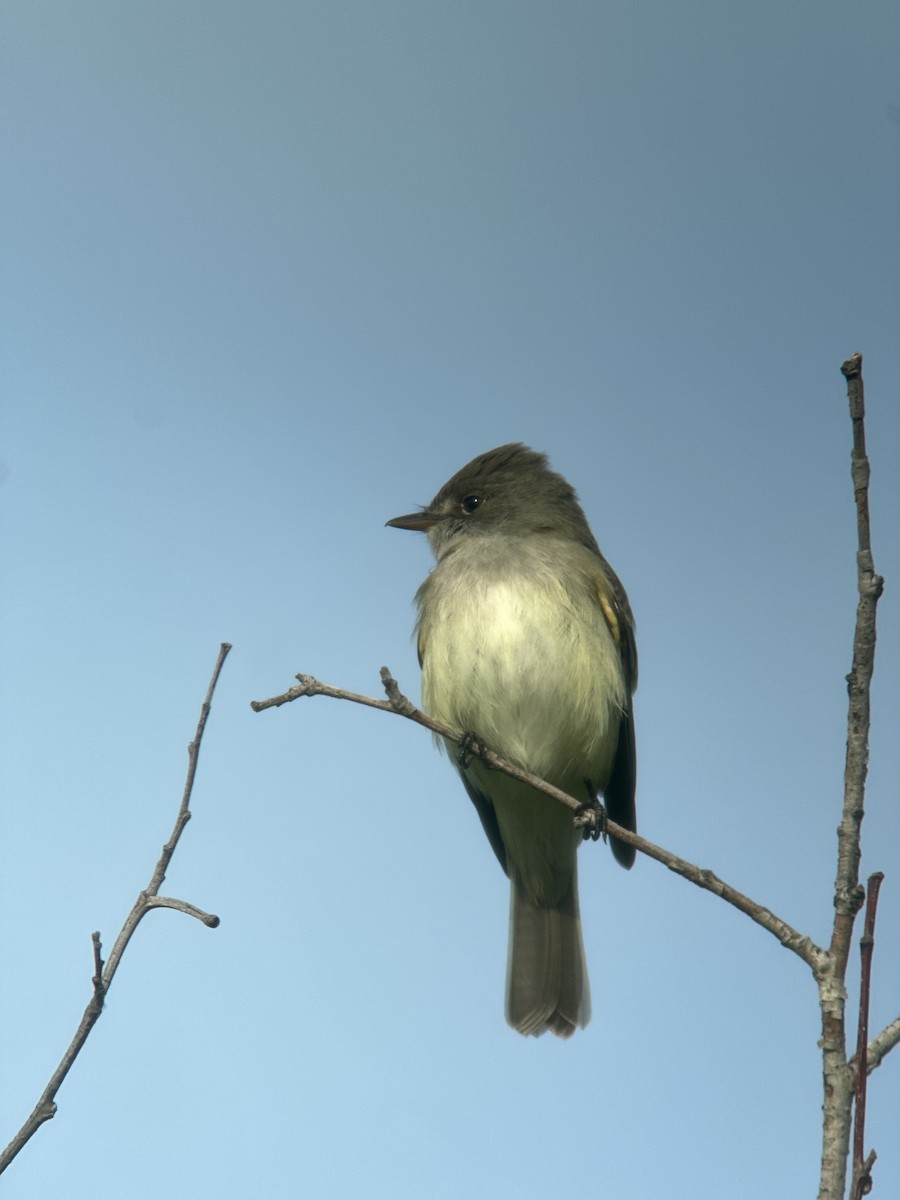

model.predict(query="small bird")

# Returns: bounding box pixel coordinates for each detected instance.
[387,443,637,1038]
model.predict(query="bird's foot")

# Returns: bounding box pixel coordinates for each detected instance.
[575,796,607,843]
[457,731,488,770]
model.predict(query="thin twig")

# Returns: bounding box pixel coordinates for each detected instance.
[817,355,885,1200]
[831,354,884,974]
[864,1018,900,1075]
[100,642,230,988]
[850,873,885,1200]
[90,932,103,992]
[252,668,826,972]
[0,643,230,1176]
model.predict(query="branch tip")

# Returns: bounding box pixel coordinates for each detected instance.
[91,932,105,993]
[841,352,863,379]
[380,666,417,716]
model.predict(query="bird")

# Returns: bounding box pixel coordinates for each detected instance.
[387,443,637,1037]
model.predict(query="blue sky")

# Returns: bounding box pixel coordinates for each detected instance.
[2,2,900,1197]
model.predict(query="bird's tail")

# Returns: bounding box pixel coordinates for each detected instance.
[505,864,590,1038]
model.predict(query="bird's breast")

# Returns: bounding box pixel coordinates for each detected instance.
[419,559,626,790]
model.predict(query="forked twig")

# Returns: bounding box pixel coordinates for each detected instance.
[0,643,230,1175]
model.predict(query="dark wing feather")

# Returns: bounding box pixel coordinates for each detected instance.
[592,553,638,869]
[458,772,509,876]
[604,704,637,868]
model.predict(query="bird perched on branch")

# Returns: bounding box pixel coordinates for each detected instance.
[388,443,637,1037]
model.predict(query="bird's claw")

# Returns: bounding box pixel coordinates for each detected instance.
[457,731,487,770]
[575,797,607,843]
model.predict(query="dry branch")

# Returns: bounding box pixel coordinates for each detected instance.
[0,643,230,1175]
[816,355,886,1200]
[253,669,825,970]
[850,873,885,1200]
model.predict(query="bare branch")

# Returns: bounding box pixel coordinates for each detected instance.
[252,667,826,972]
[831,354,884,974]
[817,356,885,1200]
[850,874,885,1199]
[0,643,231,1176]
[145,896,221,926]
[99,642,230,990]
[864,1018,900,1075]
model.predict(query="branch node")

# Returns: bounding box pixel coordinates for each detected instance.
[834,884,866,917]
[851,1149,877,1200]
[380,666,417,716]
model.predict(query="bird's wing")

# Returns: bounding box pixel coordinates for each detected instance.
[594,557,638,868]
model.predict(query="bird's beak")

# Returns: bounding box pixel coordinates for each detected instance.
[385,509,442,532]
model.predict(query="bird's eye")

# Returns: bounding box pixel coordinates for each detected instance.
[461,495,482,514]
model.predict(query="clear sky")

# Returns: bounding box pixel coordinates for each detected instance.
[3,3,900,1197]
